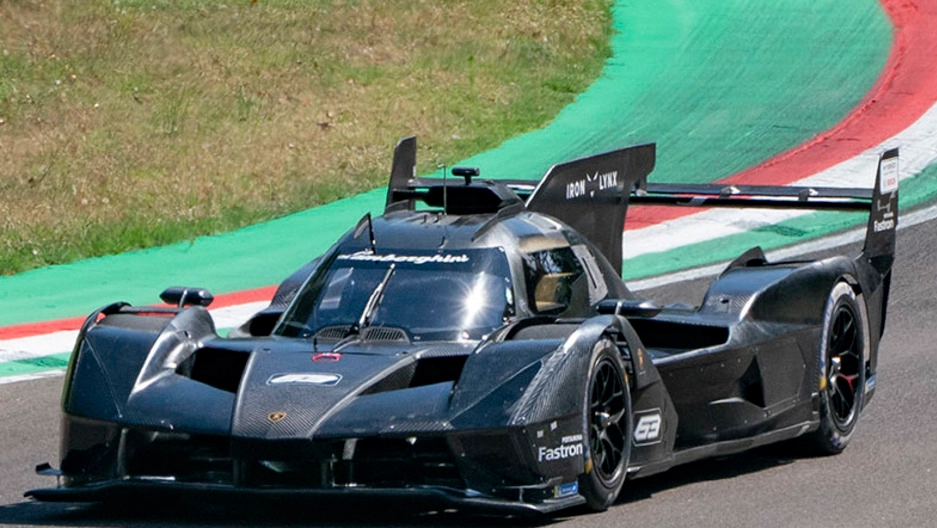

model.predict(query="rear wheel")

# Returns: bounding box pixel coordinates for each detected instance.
[579,339,632,511]
[807,281,868,454]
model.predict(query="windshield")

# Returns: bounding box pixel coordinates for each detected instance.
[276,249,514,341]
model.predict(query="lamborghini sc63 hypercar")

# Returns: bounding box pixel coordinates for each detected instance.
[28,138,898,514]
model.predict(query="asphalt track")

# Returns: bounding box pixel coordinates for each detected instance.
[1,216,935,528]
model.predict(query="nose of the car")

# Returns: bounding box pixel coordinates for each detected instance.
[230,347,409,440]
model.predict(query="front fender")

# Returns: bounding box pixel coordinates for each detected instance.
[508,316,623,427]
[63,305,231,434]
[449,338,559,429]
[451,315,649,429]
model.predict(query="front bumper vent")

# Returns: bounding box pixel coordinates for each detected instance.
[244,437,462,489]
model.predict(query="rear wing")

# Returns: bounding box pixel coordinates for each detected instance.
[630,148,899,274]
[384,136,897,278]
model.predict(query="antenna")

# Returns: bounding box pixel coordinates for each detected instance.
[367,212,377,254]
[439,163,448,215]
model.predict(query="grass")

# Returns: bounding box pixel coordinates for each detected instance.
[0,0,612,275]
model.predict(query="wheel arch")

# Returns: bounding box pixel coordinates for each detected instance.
[739,256,859,326]
[502,315,678,478]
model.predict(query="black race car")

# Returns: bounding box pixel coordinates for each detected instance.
[28,138,898,514]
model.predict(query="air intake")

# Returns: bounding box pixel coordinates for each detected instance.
[361,326,409,343]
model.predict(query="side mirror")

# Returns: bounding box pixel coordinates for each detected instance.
[597,298,661,318]
[160,287,214,308]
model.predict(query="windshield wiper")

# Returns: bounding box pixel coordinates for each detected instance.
[355,263,396,333]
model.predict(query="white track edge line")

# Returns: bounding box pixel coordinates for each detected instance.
[630,201,937,291]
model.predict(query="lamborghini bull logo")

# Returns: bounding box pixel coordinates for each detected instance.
[268,411,287,423]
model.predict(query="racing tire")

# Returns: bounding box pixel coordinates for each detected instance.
[579,338,632,511]
[806,281,868,455]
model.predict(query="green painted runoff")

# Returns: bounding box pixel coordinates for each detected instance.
[0,0,891,326]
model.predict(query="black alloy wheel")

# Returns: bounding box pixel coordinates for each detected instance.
[579,340,631,511]
[826,301,862,429]
[589,357,628,483]
[806,281,867,455]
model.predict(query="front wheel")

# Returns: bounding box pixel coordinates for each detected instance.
[579,338,632,511]
[806,281,869,455]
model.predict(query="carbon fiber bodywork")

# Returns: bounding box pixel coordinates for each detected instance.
[27,140,897,515]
